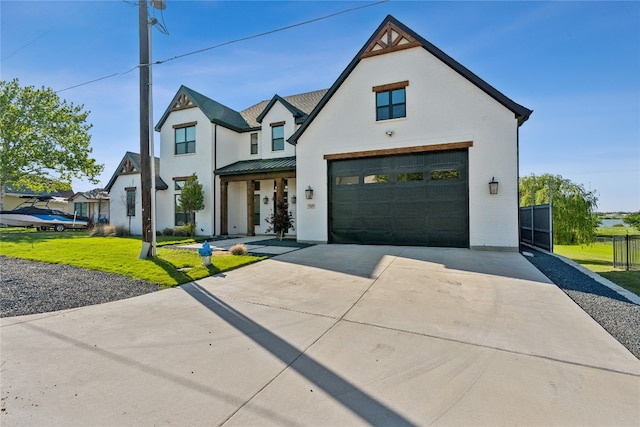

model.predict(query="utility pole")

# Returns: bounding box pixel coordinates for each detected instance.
[139,1,152,257]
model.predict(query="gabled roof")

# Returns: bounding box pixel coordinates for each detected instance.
[240,89,329,128]
[215,156,296,176]
[68,188,109,201]
[289,15,532,144]
[104,152,167,192]
[155,86,250,132]
[256,95,307,125]
[3,184,74,200]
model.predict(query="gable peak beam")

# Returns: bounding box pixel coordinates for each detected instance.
[361,22,422,59]
[171,92,195,112]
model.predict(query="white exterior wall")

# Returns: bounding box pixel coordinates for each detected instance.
[108,174,142,235]
[296,47,520,249]
[260,102,297,160]
[156,108,220,236]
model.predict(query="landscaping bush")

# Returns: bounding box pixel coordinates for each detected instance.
[229,243,248,256]
[174,226,190,237]
[162,227,174,236]
[90,225,117,237]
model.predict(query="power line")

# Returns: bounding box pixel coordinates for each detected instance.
[55,0,388,93]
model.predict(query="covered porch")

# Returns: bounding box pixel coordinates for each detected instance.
[215,157,297,237]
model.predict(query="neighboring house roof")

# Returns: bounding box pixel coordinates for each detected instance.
[215,156,296,177]
[104,151,168,192]
[68,188,109,202]
[289,15,533,144]
[3,184,74,200]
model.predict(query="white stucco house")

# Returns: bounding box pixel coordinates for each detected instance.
[105,152,166,235]
[108,15,532,250]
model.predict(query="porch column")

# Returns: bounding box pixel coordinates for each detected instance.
[220,180,228,235]
[246,180,255,236]
[275,177,285,215]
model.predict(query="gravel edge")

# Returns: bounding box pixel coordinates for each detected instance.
[0,256,161,318]
[522,247,640,359]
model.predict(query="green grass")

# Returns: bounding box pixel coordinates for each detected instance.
[596,226,640,237]
[554,242,640,297]
[0,228,265,287]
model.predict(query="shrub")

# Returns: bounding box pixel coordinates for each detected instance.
[229,243,248,256]
[174,226,190,237]
[113,226,130,237]
[90,225,117,237]
[162,227,174,236]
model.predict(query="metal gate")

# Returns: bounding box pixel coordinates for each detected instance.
[519,203,553,251]
[613,235,640,271]
[329,150,469,247]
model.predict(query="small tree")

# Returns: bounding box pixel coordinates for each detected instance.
[519,173,599,245]
[178,174,204,236]
[266,200,294,240]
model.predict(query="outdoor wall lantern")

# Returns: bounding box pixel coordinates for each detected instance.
[263,195,269,205]
[305,186,314,200]
[291,195,297,204]
[489,177,499,195]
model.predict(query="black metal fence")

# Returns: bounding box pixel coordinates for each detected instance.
[520,203,553,251]
[613,235,640,271]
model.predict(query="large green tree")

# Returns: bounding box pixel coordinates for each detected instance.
[0,79,103,209]
[178,173,204,236]
[519,173,599,245]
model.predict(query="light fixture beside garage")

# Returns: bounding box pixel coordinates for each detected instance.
[263,195,269,204]
[489,177,499,195]
[305,186,314,200]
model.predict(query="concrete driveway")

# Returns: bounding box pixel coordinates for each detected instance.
[1,245,639,426]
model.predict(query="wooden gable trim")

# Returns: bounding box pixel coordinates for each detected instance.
[361,21,422,59]
[323,141,473,161]
[270,121,286,127]
[170,92,196,112]
[119,158,137,174]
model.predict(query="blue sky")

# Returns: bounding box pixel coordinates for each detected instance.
[1,0,638,212]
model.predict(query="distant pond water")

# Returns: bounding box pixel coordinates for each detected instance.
[600,219,625,227]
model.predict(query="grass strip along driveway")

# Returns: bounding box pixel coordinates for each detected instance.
[0,229,265,287]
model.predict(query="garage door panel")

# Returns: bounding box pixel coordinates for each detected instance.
[329,150,468,247]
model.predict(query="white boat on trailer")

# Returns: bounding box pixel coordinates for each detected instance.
[0,196,91,232]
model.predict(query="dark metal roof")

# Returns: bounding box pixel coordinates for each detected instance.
[155,86,250,132]
[215,156,296,176]
[289,15,532,144]
[104,151,165,192]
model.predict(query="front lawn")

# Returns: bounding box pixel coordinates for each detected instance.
[0,228,265,287]
[554,242,640,297]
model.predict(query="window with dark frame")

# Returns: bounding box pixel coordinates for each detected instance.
[250,133,258,155]
[175,125,196,154]
[271,123,284,151]
[373,81,408,121]
[174,179,190,226]
[126,188,136,217]
[74,202,88,217]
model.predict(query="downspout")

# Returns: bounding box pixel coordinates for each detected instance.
[516,121,521,247]
[213,123,217,236]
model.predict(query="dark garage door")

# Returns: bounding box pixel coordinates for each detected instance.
[329,149,468,247]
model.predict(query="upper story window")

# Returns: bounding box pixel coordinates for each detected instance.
[250,133,258,155]
[174,123,196,155]
[271,122,285,151]
[373,81,408,121]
